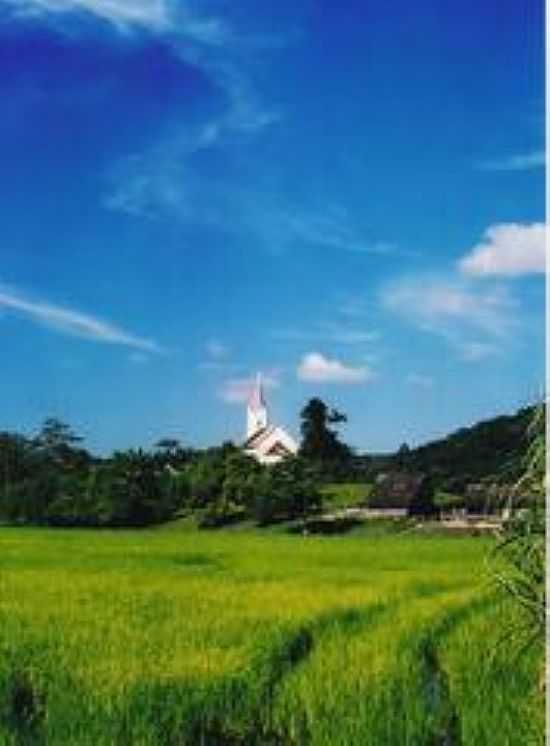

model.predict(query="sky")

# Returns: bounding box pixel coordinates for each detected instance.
[0,0,545,455]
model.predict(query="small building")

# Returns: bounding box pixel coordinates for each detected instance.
[243,374,298,465]
[370,470,435,515]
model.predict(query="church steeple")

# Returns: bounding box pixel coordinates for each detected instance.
[247,373,268,438]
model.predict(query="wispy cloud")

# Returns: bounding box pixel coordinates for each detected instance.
[238,202,407,257]
[297,352,373,384]
[4,0,284,225]
[218,371,280,404]
[272,208,397,254]
[101,15,282,221]
[381,274,519,360]
[477,150,545,171]
[382,275,517,337]
[458,222,546,277]
[0,285,164,352]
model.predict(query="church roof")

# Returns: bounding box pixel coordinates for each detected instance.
[243,425,274,449]
[243,424,298,457]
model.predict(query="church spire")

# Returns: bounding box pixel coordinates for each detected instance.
[248,372,265,411]
[246,372,268,438]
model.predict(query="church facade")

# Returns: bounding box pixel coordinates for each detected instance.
[242,374,298,465]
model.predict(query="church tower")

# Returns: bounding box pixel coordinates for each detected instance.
[247,373,268,438]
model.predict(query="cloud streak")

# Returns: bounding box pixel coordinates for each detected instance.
[0,285,164,352]
[477,150,545,171]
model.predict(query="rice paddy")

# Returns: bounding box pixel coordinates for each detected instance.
[0,524,543,744]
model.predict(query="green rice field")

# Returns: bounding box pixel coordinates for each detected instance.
[0,524,543,745]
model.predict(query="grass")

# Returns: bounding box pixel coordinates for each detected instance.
[320,482,372,510]
[0,524,543,744]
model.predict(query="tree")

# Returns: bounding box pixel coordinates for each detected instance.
[94,449,175,526]
[34,417,90,471]
[153,438,190,467]
[0,432,35,503]
[299,398,352,478]
[155,438,181,452]
[396,443,411,470]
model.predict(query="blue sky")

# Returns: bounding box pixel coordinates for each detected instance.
[0,0,545,454]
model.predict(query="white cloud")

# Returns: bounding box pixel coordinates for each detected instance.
[3,0,173,31]
[406,373,434,388]
[218,372,280,404]
[0,285,164,352]
[478,150,545,171]
[297,352,372,384]
[458,222,546,277]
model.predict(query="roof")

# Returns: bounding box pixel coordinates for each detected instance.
[243,425,298,459]
[243,425,275,449]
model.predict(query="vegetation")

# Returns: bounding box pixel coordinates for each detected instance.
[0,420,322,529]
[0,525,542,745]
[494,403,545,644]
[320,482,372,510]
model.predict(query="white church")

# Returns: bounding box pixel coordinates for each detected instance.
[242,374,298,464]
